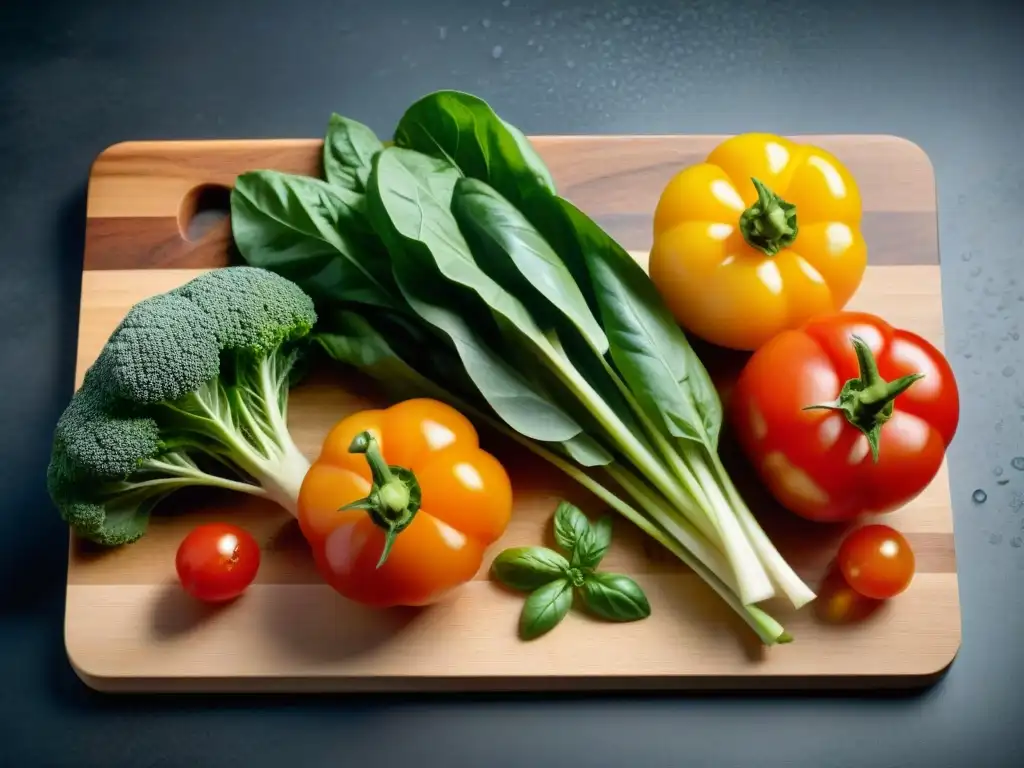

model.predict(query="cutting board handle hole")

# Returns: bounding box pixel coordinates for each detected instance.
[178,183,231,243]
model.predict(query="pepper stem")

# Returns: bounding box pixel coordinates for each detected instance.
[339,431,422,568]
[738,177,799,256]
[803,335,924,462]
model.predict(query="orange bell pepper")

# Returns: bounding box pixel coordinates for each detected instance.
[649,133,867,351]
[297,399,513,608]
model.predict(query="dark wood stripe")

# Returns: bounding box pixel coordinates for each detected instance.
[83,211,937,270]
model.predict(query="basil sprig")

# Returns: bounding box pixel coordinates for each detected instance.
[490,501,651,640]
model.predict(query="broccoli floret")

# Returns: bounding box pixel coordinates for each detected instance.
[47,266,317,546]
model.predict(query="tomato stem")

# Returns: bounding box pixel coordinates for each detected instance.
[738,177,798,257]
[803,335,924,462]
[339,430,423,568]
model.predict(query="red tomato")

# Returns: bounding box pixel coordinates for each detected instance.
[297,399,513,608]
[837,524,915,599]
[730,311,959,522]
[175,523,261,603]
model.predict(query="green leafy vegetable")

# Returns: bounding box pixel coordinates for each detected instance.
[491,547,570,591]
[552,500,591,555]
[323,113,383,192]
[520,579,573,640]
[394,89,556,208]
[574,514,613,569]
[229,89,816,645]
[579,572,651,622]
[230,170,397,311]
[491,501,651,639]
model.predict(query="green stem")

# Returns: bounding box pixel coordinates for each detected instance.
[341,431,422,567]
[738,178,798,257]
[706,451,816,609]
[803,335,924,462]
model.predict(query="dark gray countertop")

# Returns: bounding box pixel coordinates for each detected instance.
[2,0,1022,765]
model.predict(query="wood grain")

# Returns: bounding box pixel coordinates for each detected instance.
[65,134,959,693]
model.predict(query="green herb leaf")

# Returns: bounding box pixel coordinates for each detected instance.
[323,114,384,192]
[491,546,571,591]
[520,579,573,640]
[574,515,613,569]
[393,90,556,208]
[553,501,591,554]
[230,170,399,311]
[578,572,651,622]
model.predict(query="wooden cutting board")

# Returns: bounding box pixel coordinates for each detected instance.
[65,134,959,693]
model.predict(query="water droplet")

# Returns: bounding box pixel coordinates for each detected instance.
[439,26,447,40]
[1012,536,1023,548]
[970,266,982,277]
[1012,457,1024,471]
[995,466,1005,477]
[621,16,634,26]
[961,252,972,261]
[611,78,618,87]
[958,194,967,204]
[536,43,544,52]
[990,532,1004,545]
[999,479,1011,485]
[482,18,491,28]
[566,59,575,68]
[503,0,511,6]
[973,489,988,503]
[527,37,534,46]
[1003,366,1015,377]
[1011,331,1020,340]
[491,45,503,59]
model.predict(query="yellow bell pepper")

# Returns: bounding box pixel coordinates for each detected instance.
[649,133,866,351]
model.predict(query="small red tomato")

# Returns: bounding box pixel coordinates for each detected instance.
[837,524,915,600]
[175,523,261,603]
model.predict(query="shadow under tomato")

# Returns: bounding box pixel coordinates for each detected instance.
[150,579,242,640]
[812,560,887,626]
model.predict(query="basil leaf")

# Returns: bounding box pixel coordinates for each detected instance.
[520,579,573,640]
[574,514,613,569]
[578,572,651,622]
[323,113,384,192]
[450,177,608,356]
[553,501,590,554]
[366,147,589,444]
[230,170,399,312]
[393,90,556,209]
[491,546,571,592]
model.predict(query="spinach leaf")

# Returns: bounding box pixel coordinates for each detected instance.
[578,572,651,622]
[450,177,608,356]
[323,113,384,192]
[553,500,591,554]
[389,90,722,449]
[520,579,573,640]
[491,547,570,591]
[230,170,398,311]
[365,147,586,443]
[393,90,556,209]
[538,195,723,449]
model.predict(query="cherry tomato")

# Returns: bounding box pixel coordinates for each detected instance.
[837,524,915,600]
[175,523,261,603]
[298,399,513,608]
[730,311,959,522]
